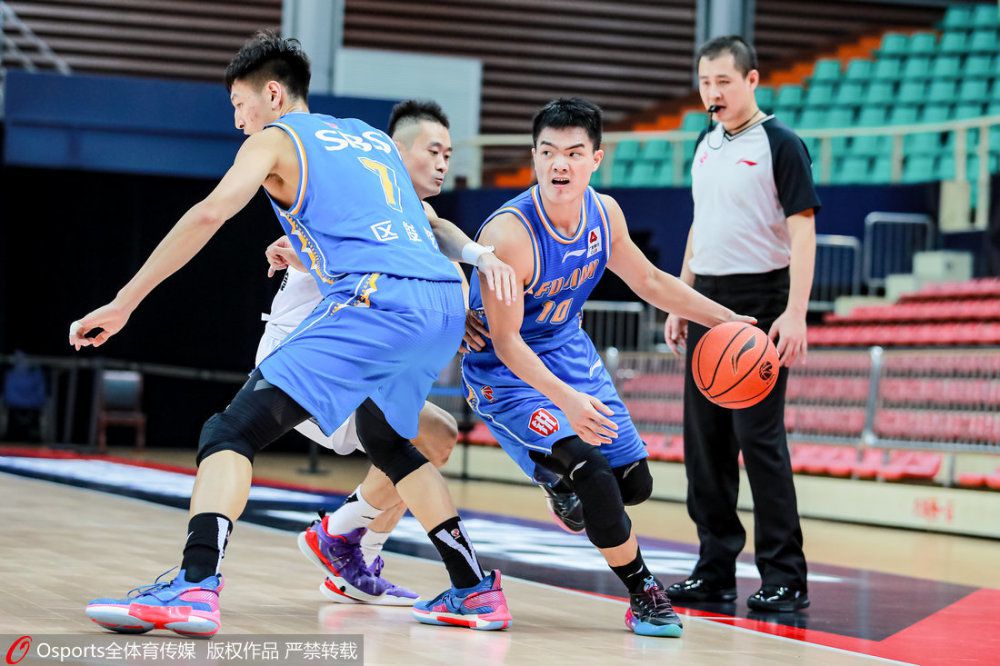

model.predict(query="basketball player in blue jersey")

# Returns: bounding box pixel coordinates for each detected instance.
[462,98,754,637]
[69,32,510,636]
[258,100,585,606]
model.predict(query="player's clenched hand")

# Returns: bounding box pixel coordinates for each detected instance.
[559,390,618,446]
[265,236,306,277]
[476,252,518,306]
[461,310,490,353]
[68,301,131,350]
[664,314,688,357]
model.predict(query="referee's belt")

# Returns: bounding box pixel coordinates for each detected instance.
[693,266,789,290]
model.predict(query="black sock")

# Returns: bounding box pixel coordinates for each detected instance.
[181,513,233,582]
[427,516,484,589]
[611,549,656,594]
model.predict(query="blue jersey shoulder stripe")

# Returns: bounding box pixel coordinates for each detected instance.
[530,186,588,245]
[267,122,309,216]
[479,205,542,295]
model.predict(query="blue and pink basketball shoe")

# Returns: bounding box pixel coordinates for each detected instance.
[85,568,223,638]
[412,570,511,631]
[625,577,684,637]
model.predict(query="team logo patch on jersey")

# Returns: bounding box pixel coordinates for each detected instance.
[481,386,495,402]
[371,221,398,242]
[587,229,602,258]
[528,408,560,436]
[737,158,758,167]
[465,384,478,409]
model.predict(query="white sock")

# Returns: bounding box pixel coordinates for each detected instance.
[360,530,390,567]
[323,486,383,536]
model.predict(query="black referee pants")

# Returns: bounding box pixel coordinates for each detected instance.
[683,267,808,591]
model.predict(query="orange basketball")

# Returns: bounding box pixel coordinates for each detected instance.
[692,321,779,409]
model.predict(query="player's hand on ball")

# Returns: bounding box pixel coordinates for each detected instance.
[68,301,131,350]
[461,310,490,353]
[265,236,306,277]
[561,390,618,446]
[768,310,807,368]
[476,252,518,306]
[664,314,688,356]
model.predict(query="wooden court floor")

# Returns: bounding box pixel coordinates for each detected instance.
[1,472,904,666]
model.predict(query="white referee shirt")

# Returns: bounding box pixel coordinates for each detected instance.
[689,115,821,276]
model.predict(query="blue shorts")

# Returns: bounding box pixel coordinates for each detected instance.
[258,272,464,439]
[461,328,647,479]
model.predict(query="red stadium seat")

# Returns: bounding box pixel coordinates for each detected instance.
[956,472,986,489]
[466,421,498,446]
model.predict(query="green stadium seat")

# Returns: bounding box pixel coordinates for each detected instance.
[681,111,706,132]
[652,161,676,187]
[639,140,671,162]
[812,58,842,82]
[774,107,799,126]
[954,103,985,120]
[777,84,805,108]
[938,32,968,55]
[614,139,641,162]
[872,156,893,182]
[990,100,1000,115]
[834,82,866,107]
[972,4,1000,28]
[902,57,932,79]
[610,162,631,186]
[898,81,926,106]
[878,32,909,57]
[903,155,937,182]
[844,59,874,81]
[804,82,835,107]
[851,135,888,157]
[959,80,990,103]
[930,55,961,79]
[836,156,871,184]
[940,5,974,30]
[628,162,658,187]
[859,107,888,127]
[928,80,957,104]
[827,108,855,127]
[905,132,944,156]
[937,154,955,180]
[756,86,775,111]
[965,55,993,79]
[866,82,894,105]
[994,56,1000,78]
[907,32,937,56]
[921,105,951,123]
[873,59,902,81]
[889,106,919,125]
[798,109,827,129]
[969,30,996,53]
[801,137,820,158]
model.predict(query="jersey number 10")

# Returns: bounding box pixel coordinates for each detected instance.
[536,297,574,325]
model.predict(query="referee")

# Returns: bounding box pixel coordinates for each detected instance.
[664,36,818,612]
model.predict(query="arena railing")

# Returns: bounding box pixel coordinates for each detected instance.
[461,113,999,227]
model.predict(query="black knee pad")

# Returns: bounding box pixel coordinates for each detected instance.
[538,438,633,549]
[614,459,652,506]
[196,370,310,466]
[355,398,428,484]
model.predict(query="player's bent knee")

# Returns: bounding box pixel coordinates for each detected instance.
[615,459,652,506]
[196,413,259,466]
[356,398,430,484]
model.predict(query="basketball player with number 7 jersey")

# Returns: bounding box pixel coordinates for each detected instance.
[461,98,754,637]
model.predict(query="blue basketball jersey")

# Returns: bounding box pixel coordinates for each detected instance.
[264,112,459,289]
[468,185,613,354]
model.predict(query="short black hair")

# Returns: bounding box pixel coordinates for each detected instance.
[225,30,311,100]
[696,35,758,77]
[387,99,450,137]
[532,97,603,150]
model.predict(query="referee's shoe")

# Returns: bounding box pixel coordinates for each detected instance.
[747,585,810,612]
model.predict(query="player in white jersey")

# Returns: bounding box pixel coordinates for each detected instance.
[260,101,584,605]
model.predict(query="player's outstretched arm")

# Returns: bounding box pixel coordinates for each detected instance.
[69,130,283,350]
[480,215,618,447]
[601,194,755,330]
[424,201,516,305]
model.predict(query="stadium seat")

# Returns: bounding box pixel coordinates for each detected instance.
[639,140,671,162]
[965,55,993,80]
[928,80,957,105]
[827,108,855,128]
[798,109,827,129]
[756,86,775,111]
[938,31,967,55]
[939,5,974,30]
[956,472,986,489]
[972,3,1000,28]
[921,105,951,123]
[851,135,888,157]
[614,139,641,163]
[835,156,871,184]
[681,110,706,132]
[777,84,805,108]
[904,132,943,156]
[907,32,937,56]
[889,106,919,126]
[877,32,909,57]
[858,107,888,127]
[834,81,866,108]
[871,156,893,182]
[811,58,842,82]
[804,82,835,107]
[844,59,874,82]
[610,162,631,187]
[872,59,901,81]
[930,55,961,80]
[902,57,932,80]
[865,82,894,109]
[970,30,997,53]
[898,81,926,106]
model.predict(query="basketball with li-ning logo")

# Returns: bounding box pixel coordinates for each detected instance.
[692,322,779,409]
